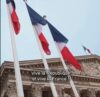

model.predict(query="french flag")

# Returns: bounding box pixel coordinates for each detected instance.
[6,0,20,35]
[82,46,92,55]
[26,4,51,55]
[48,22,81,70]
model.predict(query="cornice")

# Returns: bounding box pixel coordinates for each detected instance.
[0,55,100,80]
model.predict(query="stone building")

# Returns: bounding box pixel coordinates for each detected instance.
[0,54,100,97]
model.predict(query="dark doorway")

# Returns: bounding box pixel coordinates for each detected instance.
[42,88,53,97]
[96,91,100,97]
[24,86,32,97]
[80,90,90,97]
[24,89,33,97]
[3,94,8,97]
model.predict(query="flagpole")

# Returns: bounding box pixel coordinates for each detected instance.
[32,26,59,97]
[7,6,24,97]
[54,43,80,97]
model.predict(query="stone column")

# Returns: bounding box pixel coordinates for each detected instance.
[56,86,63,97]
[31,86,35,97]
[6,82,17,97]
[88,88,96,97]
[31,85,42,97]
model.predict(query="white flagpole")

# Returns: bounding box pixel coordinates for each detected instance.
[7,6,24,97]
[32,26,59,97]
[54,43,80,97]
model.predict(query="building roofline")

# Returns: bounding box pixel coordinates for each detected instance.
[1,54,100,66]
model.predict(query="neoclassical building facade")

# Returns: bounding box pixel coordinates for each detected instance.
[0,55,100,97]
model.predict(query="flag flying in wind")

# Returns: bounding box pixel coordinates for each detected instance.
[82,46,92,55]
[6,0,20,34]
[26,3,51,55]
[48,22,81,70]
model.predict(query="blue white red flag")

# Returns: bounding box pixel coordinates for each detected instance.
[48,22,81,70]
[6,0,20,34]
[26,4,51,55]
[82,46,92,55]
[25,3,81,69]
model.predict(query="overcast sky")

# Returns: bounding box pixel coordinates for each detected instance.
[1,0,100,63]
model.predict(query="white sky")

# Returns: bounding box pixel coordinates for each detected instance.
[1,0,100,63]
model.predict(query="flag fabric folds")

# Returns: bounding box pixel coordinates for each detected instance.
[26,4,51,55]
[82,46,92,55]
[48,23,81,70]
[47,22,68,43]
[6,0,20,34]
[26,4,47,25]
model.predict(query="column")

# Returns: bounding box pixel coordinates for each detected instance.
[56,86,63,97]
[88,88,96,97]
[31,85,42,97]
[6,82,17,97]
